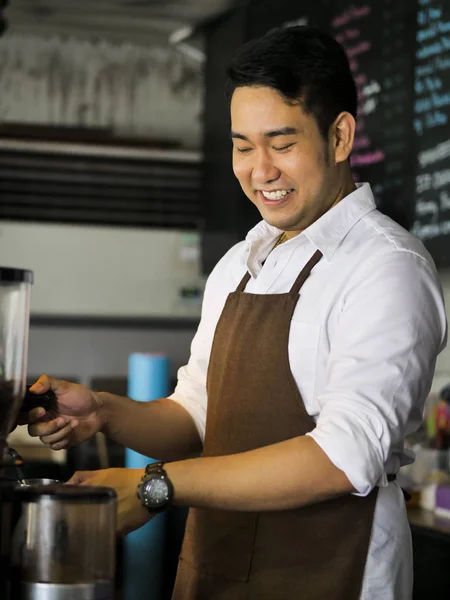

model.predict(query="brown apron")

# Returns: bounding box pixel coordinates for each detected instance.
[172,249,378,600]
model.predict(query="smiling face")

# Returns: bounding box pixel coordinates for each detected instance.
[231,86,355,239]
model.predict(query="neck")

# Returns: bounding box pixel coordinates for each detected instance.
[338,176,357,201]
[332,165,357,205]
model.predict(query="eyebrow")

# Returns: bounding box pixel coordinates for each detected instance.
[230,127,300,141]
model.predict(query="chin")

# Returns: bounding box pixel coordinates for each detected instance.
[264,215,303,231]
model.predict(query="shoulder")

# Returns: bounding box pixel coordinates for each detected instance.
[359,209,433,263]
[335,210,439,292]
[339,213,445,335]
[335,210,443,311]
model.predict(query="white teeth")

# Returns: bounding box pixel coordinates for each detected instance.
[261,189,293,200]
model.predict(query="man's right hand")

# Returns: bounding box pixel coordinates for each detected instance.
[25,375,105,450]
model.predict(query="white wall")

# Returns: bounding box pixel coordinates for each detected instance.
[0,220,203,389]
[0,221,204,319]
[0,33,203,148]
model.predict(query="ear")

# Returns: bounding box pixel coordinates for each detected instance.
[330,112,356,164]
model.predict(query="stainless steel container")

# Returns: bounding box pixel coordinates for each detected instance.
[19,479,63,487]
[10,484,117,600]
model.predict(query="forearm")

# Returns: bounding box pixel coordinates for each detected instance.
[98,392,202,461]
[166,435,355,511]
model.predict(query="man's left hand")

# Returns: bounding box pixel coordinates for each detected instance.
[67,468,153,535]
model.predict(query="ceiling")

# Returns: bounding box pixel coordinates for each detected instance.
[5,0,241,46]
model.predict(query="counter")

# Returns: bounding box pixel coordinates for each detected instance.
[408,505,450,538]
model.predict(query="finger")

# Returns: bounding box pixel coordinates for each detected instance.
[28,374,52,393]
[48,419,79,446]
[29,415,78,440]
[27,417,55,439]
[40,421,75,446]
[49,439,70,451]
[27,407,47,426]
[28,415,63,438]
[49,421,80,450]
[20,405,52,429]
[29,375,72,395]
[66,471,95,485]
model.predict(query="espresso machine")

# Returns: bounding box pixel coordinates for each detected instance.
[0,267,117,599]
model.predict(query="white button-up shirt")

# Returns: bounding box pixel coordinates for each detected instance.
[170,183,447,599]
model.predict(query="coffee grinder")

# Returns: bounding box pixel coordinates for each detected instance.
[0,267,33,460]
[0,267,117,599]
[0,266,35,598]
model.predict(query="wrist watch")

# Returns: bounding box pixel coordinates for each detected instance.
[137,462,173,513]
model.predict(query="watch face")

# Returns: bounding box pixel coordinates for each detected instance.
[143,476,169,507]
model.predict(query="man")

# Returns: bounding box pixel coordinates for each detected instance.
[27,27,446,599]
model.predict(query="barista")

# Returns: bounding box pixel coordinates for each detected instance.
[26,26,446,600]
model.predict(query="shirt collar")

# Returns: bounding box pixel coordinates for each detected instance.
[245,182,377,264]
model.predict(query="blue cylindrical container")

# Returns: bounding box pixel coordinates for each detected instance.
[124,353,170,600]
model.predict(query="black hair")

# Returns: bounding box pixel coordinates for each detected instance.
[225,26,357,141]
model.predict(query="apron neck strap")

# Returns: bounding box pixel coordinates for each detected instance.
[235,249,323,294]
[236,272,252,292]
[290,249,323,296]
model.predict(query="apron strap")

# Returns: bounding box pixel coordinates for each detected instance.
[236,249,323,294]
[236,271,252,292]
[290,249,323,296]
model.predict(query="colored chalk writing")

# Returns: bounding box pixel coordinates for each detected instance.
[412,0,450,261]
[330,0,414,225]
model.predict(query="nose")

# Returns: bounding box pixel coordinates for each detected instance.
[252,150,281,185]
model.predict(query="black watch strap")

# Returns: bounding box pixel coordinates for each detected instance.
[144,461,165,476]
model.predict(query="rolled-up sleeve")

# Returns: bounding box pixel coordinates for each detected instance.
[169,346,209,441]
[307,249,447,495]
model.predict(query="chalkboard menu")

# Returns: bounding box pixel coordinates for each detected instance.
[329,0,417,229]
[202,0,450,272]
[411,0,450,265]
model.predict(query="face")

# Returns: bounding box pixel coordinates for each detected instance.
[231,86,352,238]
